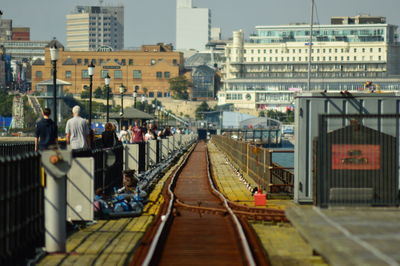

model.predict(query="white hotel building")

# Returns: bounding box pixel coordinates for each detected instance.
[219,16,400,111]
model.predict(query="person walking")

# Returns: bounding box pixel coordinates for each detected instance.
[65,105,90,150]
[34,108,57,152]
[119,125,130,144]
[102,122,119,148]
[131,120,144,143]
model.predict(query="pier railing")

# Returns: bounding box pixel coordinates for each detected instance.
[212,135,294,195]
[0,152,44,265]
[0,142,35,157]
[72,144,124,192]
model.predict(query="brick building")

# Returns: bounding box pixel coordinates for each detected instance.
[32,42,184,98]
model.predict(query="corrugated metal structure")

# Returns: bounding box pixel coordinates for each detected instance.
[294,91,400,203]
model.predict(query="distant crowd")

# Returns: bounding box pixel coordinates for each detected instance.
[34,105,190,151]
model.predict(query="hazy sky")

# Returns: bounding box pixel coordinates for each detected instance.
[2,0,400,48]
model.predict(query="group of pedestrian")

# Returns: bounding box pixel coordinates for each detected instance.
[118,121,173,144]
[35,105,187,152]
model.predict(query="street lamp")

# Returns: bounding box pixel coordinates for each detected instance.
[88,61,95,128]
[133,86,139,109]
[104,73,111,122]
[119,84,126,129]
[50,43,59,134]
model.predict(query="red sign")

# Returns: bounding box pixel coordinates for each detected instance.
[331,144,380,170]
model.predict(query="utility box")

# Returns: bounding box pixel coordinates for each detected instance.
[295,91,400,203]
[315,117,399,207]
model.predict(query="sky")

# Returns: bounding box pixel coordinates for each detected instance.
[2,0,400,48]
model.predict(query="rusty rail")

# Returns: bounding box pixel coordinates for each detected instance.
[131,142,273,265]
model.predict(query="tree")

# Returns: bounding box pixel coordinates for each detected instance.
[258,111,265,117]
[93,87,103,98]
[0,91,13,117]
[81,85,89,99]
[195,101,210,120]
[168,76,192,100]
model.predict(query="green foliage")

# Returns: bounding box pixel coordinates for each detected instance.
[266,109,294,123]
[195,101,211,120]
[81,86,89,99]
[168,76,192,100]
[93,87,103,98]
[102,86,111,99]
[0,91,14,117]
[258,111,265,117]
[23,96,39,131]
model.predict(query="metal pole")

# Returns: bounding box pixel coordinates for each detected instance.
[89,74,93,127]
[106,85,110,122]
[134,95,137,109]
[307,0,315,91]
[120,93,123,129]
[52,60,58,132]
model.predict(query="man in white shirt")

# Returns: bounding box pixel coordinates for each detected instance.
[65,105,90,150]
[119,126,130,144]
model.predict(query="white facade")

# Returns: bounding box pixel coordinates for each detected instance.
[66,5,124,51]
[219,22,400,111]
[176,0,211,51]
[211,27,221,41]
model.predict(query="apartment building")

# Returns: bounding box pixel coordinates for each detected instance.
[66,5,124,51]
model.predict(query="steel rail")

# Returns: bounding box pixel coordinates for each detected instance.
[205,147,257,266]
[141,143,196,266]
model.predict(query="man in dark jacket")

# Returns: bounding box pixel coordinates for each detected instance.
[34,108,57,151]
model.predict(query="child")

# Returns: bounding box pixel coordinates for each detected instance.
[118,169,138,194]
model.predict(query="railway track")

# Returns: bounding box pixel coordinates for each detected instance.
[132,141,276,265]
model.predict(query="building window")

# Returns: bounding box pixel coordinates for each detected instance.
[82,70,89,79]
[157,92,163,97]
[84,59,89,65]
[172,59,177,65]
[114,70,122,79]
[378,48,382,52]
[378,56,382,60]
[149,92,154,97]
[77,58,82,64]
[121,59,126,65]
[101,70,109,78]
[65,71,72,79]
[133,70,142,79]
[129,59,134,65]
[251,49,254,54]
[156,72,162,79]
[362,48,365,53]
[164,72,170,78]
[370,48,373,52]
[35,71,42,79]
[354,56,357,60]
[354,48,357,52]
[258,49,260,54]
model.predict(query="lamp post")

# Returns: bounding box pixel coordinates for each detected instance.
[133,86,139,109]
[119,84,126,129]
[88,62,95,128]
[105,73,111,122]
[50,43,59,133]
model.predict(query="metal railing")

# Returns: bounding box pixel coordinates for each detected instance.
[316,114,400,207]
[0,152,44,265]
[72,144,124,193]
[212,135,294,195]
[0,142,35,157]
